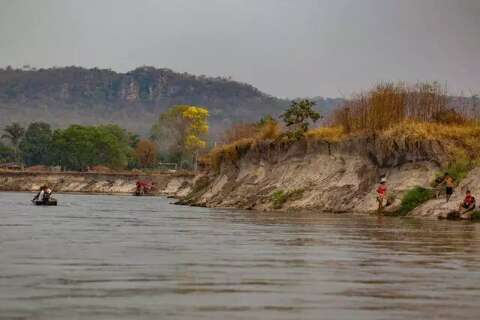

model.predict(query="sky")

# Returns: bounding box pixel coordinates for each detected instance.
[0,0,479,98]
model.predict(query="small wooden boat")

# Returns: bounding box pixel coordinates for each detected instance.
[135,180,156,196]
[134,190,156,196]
[33,199,58,206]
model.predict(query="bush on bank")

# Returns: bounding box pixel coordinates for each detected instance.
[398,187,435,216]
[271,189,304,209]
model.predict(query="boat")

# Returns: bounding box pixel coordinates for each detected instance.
[134,190,155,196]
[33,199,58,206]
[134,180,156,196]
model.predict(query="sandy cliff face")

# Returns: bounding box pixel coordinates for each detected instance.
[180,137,450,214]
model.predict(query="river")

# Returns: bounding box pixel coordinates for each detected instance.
[1,192,479,320]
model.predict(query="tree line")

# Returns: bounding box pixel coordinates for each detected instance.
[0,105,209,171]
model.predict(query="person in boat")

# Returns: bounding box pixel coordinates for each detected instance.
[32,185,47,203]
[136,181,144,195]
[43,186,52,201]
[32,185,54,203]
[376,177,388,211]
[458,190,476,215]
[136,180,154,195]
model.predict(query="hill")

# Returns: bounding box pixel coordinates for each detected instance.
[0,66,343,136]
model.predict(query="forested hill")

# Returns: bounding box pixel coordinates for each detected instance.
[0,66,336,136]
[0,66,281,134]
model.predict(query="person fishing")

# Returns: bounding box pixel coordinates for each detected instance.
[376,177,388,211]
[32,185,47,203]
[31,184,57,206]
[459,190,476,214]
[43,186,52,201]
[32,185,54,203]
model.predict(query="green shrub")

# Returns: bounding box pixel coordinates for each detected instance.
[447,158,473,182]
[471,211,480,221]
[271,189,304,209]
[271,190,288,209]
[399,186,435,215]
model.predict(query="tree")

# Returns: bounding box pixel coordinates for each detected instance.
[1,123,25,163]
[257,114,276,126]
[0,142,14,163]
[182,106,209,151]
[183,106,209,171]
[19,122,53,166]
[50,126,97,171]
[135,139,157,168]
[50,124,135,171]
[151,105,190,161]
[128,133,141,149]
[95,125,135,168]
[2,122,25,146]
[151,105,209,168]
[281,99,321,138]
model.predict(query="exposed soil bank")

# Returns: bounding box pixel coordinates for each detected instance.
[179,136,480,218]
[0,171,194,197]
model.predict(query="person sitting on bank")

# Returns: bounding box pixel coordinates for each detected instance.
[376,177,387,211]
[459,190,476,214]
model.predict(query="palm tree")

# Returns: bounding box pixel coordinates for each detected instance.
[2,123,25,163]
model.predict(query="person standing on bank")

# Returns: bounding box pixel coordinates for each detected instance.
[443,173,455,202]
[376,177,388,211]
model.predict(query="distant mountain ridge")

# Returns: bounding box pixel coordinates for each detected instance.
[0,66,343,136]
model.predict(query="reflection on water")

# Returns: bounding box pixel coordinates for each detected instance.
[0,192,479,320]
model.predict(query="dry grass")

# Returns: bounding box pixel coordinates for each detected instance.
[203,82,479,171]
[201,138,255,171]
[202,120,282,170]
[306,120,480,163]
[381,121,480,147]
[257,120,281,140]
[204,120,480,170]
[221,123,258,144]
[305,126,346,142]
[381,121,480,179]
[221,121,281,144]
[332,82,468,132]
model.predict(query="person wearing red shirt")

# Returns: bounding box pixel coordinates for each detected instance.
[459,190,476,213]
[376,177,387,211]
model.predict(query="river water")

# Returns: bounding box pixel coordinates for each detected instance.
[0,192,479,320]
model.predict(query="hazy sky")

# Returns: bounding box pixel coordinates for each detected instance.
[0,0,479,98]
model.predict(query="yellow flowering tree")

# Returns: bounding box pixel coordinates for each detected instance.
[151,105,209,169]
[182,106,209,170]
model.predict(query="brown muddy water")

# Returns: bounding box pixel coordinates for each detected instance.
[0,192,479,320]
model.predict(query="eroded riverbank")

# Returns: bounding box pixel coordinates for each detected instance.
[179,135,480,219]
[0,170,193,197]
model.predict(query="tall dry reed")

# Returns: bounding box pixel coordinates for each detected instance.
[332,82,468,133]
